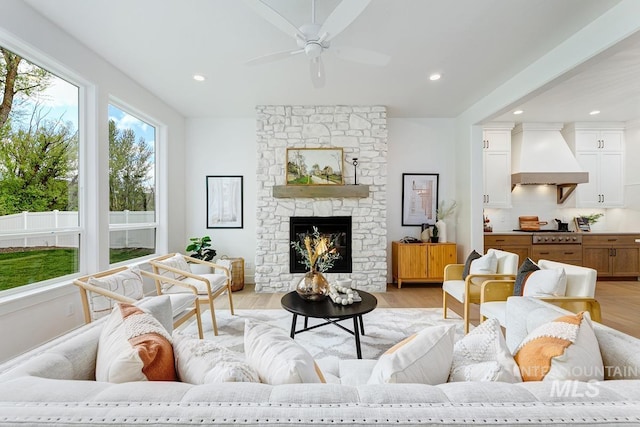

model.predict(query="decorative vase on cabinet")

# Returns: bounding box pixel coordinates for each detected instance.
[435,220,447,243]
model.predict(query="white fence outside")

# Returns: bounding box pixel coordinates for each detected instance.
[0,211,155,249]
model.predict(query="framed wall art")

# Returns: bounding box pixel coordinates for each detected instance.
[206,175,243,228]
[286,147,344,185]
[401,173,439,226]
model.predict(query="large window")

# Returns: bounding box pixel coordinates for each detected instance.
[0,46,80,292]
[108,104,156,264]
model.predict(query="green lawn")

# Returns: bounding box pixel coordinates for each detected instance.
[0,247,154,291]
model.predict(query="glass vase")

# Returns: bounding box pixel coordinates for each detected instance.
[296,269,330,301]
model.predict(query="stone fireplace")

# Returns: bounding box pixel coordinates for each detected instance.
[255,105,388,293]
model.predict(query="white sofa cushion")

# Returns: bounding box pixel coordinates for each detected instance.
[173,332,259,384]
[95,303,176,383]
[367,325,455,385]
[449,318,521,383]
[244,320,324,385]
[514,311,603,382]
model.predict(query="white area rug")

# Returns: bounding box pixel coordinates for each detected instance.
[180,308,464,360]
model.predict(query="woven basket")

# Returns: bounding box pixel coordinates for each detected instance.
[220,256,245,292]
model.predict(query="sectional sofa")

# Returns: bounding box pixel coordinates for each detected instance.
[0,296,638,426]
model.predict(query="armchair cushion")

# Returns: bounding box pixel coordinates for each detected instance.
[155,253,191,288]
[87,268,144,321]
[163,274,227,295]
[462,250,482,279]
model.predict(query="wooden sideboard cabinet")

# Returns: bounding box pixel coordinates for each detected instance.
[582,234,640,277]
[391,241,457,288]
[484,234,531,265]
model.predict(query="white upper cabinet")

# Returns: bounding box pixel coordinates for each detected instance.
[482,124,514,208]
[563,123,625,208]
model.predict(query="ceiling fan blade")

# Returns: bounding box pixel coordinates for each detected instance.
[244,0,305,39]
[310,57,326,88]
[333,46,390,66]
[319,0,371,41]
[246,48,304,66]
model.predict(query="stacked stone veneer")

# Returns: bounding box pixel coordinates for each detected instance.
[255,105,388,293]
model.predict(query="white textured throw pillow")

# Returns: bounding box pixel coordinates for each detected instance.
[449,318,521,383]
[522,268,567,297]
[367,325,455,385]
[87,268,145,321]
[173,332,259,384]
[469,251,498,275]
[244,320,324,385]
[155,253,191,290]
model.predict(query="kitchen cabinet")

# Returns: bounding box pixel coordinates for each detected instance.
[482,124,514,208]
[484,234,530,265]
[582,234,640,277]
[391,241,457,288]
[563,124,624,207]
[530,245,582,266]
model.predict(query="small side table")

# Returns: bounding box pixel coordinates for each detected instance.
[280,290,377,359]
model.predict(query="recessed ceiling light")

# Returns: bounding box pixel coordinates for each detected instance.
[513,110,524,115]
[589,110,600,115]
[429,73,441,81]
[193,74,206,82]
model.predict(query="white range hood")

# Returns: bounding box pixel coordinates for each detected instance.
[511,123,588,203]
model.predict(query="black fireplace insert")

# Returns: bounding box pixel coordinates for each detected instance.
[289,216,352,274]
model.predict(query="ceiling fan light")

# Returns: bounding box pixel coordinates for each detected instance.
[305,42,323,59]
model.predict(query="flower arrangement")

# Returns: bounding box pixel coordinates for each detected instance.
[436,200,457,221]
[580,213,604,224]
[291,226,342,273]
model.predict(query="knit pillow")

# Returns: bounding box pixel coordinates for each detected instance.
[514,312,603,382]
[449,318,521,383]
[96,303,176,383]
[173,332,259,384]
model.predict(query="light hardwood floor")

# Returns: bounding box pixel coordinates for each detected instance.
[221,280,640,338]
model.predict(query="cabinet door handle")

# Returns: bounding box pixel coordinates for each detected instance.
[495,239,505,242]
[613,248,617,256]
[607,239,617,242]
[539,252,550,255]
[564,252,575,255]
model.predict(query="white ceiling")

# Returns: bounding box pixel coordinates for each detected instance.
[24,0,637,122]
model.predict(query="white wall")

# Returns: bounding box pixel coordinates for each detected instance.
[0,0,185,363]
[185,118,258,281]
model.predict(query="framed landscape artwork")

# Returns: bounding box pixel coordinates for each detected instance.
[401,173,439,226]
[206,175,243,228]
[286,148,344,185]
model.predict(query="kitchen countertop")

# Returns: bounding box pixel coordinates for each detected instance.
[486,231,640,235]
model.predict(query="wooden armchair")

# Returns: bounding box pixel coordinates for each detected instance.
[73,266,203,338]
[442,249,519,333]
[480,259,601,327]
[148,253,234,336]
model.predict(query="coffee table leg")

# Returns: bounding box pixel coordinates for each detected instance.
[304,316,308,329]
[359,315,365,335]
[353,316,362,359]
[290,313,298,339]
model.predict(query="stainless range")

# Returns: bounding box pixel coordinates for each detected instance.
[531,232,582,264]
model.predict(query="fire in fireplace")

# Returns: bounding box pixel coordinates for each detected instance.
[289,216,352,274]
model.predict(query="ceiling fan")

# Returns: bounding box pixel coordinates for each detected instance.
[244,0,390,88]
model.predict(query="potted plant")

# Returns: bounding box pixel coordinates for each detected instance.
[430,224,439,243]
[185,236,217,273]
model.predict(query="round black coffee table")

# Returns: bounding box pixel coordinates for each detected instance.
[280,290,377,359]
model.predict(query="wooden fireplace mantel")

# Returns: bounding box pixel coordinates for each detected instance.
[272,185,370,198]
